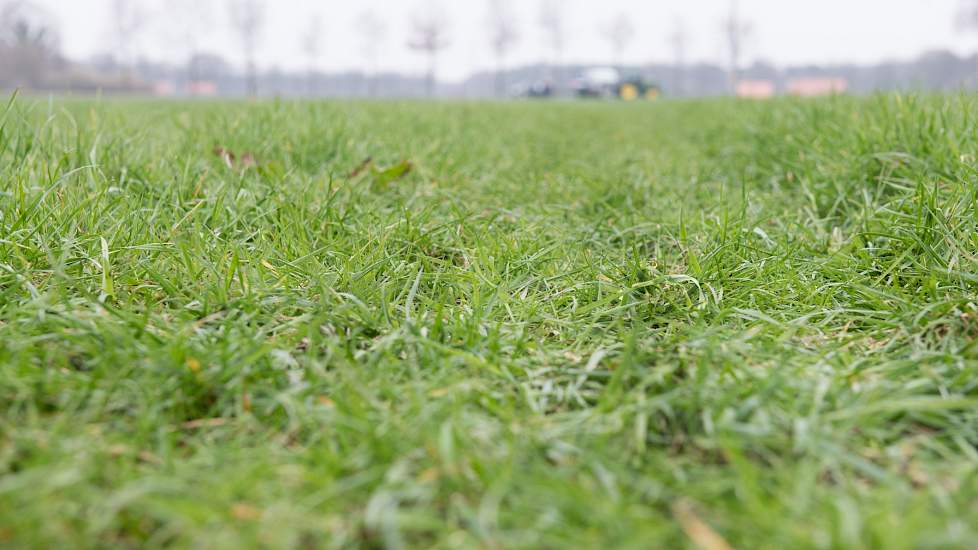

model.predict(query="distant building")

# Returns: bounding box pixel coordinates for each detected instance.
[735,79,775,99]
[153,81,175,96]
[187,81,219,96]
[787,77,848,96]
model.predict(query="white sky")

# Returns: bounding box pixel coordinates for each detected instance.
[35,0,976,82]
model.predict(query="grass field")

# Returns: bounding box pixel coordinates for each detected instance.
[2,94,978,548]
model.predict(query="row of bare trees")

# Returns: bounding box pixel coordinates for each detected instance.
[401,0,751,97]
[12,0,978,97]
[215,0,695,98]
[0,0,748,97]
[218,0,526,97]
[287,0,564,98]
[176,0,978,98]
[0,0,762,97]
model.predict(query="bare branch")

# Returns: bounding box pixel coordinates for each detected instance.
[108,0,145,78]
[301,13,323,94]
[668,17,689,95]
[957,0,978,31]
[722,0,752,91]
[356,10,388,96]
[538,0,565,65]
[0,0,61,88]
[487,0,520,96]
[228,0,265,96]
[600,12,635,69]
[407,3,450,97]
[161,0,213,84]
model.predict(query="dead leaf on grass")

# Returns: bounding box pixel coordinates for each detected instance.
[181,418,228,430]
[213,146,235,169]
[213,146,259,170]
[231,503,262,521]
[673,499,734,550]
[349,156,374,177]
[138,450,163,465]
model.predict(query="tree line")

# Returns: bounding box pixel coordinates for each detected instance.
[3,0,978,97]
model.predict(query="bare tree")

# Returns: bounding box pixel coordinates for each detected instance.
[356,10,387,96]
[538,0,566,83]
[956,0,978,83]
[0,0,61,89]
[958,0,978,30]
[600,12,635,71]
[301,13,323,96]
[722,0,752,93]
[108,0,144,81]
[229,0,265,97]
[162,0,213,88]
[407,3,450,98]
[668,17,688,96]
[356,10,387,97]
[486,0,519,97]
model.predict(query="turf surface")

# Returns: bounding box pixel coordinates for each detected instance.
[1,95,978,548]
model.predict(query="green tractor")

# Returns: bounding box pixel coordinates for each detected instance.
[617,76,661,101]
[572,68,661,101]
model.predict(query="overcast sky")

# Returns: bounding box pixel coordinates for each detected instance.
[33,0,976,81]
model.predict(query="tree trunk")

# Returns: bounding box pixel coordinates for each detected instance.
[426,52,436,98]
[246,58,257,97]
[496,63,505,98]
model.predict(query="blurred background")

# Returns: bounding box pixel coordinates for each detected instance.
[3,0,978,99]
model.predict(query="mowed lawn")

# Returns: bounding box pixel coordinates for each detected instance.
[2,95,977,549]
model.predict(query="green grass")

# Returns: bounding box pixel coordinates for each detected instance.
[1,94,978,549]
